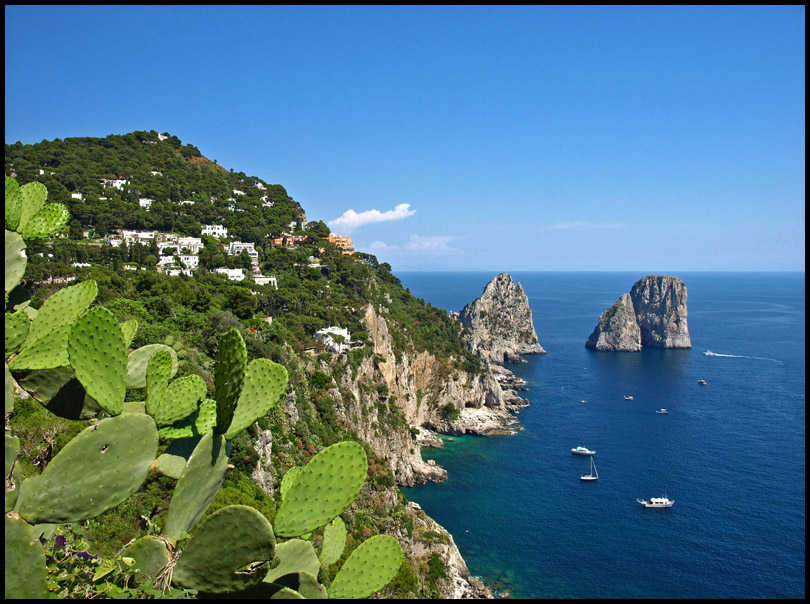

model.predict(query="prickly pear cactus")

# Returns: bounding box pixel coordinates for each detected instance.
[162,430,229,540]
[9,280,98,371]
[5,229,27,296]
[20,202,70,240]
[279,466,303,501]
[5,176,23,231]
[126,343,178,389]
[172,505,276,594]
[154,374,206,427]
[16,414,158,524]
[263,538,321,585]
[120,318,139,348]
[274,572,327,599]
[328,535,403,599]
[5,516,48,599]
[225,358,288,439]
[122,535,172,581]
[68,306,127,416]
[274,441,367,537]
[214,328,246,434]
[5,310,29,357]
[319,516,347,565]
[145,349,173,415]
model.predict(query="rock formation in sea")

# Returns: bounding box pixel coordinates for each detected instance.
[459,273,546,364]
[586,275,691,351]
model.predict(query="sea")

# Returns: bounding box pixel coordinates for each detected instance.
[399,272,805,599]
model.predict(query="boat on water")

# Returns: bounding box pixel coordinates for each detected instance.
[637,496,674,508]
[623,395,634,401]
[571,446,595,455]
[698,379,707,385]
[581,457,598,481]
[656,409,668,414]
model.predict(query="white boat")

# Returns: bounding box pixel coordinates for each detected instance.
[698,379,707,385]
[581,457,598,481]
[571,446,595,455]
[624,395,634,401]
[637,496,674,508]
[656,409,668,414]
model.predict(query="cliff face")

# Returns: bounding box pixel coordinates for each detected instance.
[586,276,691,351]
[459,273,545,363]
[585,293,642,351]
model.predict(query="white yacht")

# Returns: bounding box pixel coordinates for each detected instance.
[656,409,668,414]
[571,446,595,455]
[581,457,598,481]
[637,496,674,508]
[624,395,634,400]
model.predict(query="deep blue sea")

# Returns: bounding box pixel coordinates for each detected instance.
[399,272,805,599]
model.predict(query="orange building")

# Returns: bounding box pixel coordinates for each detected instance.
[327,233,355,254]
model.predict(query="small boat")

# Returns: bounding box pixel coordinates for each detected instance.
[703,350,716,356]
[580,400,587,404]
[581,457,598,481]
[624,395,634,401]
[571,446,595,455]
[637,496,674,508]
[698,379,707,385]
[656,409,668,414]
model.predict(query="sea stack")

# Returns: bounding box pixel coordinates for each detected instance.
[459,273,546,363]
[586,276,691,351]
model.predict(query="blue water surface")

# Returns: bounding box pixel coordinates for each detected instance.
[399,272,805,599]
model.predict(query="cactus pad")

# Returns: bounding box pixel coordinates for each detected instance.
[5,364,14,414]
[17,414,158,524]
[122,536,171,580]
[328,535,403,599]
[146,349,173,416]
[280,466,303,501]
[154,374,206,427]
[162,431,229,540]
[5,229,27,295]
[263,538,321,584]
[5,176,22,230]
[16,181,48,232]
[225,358,288,439]
[214,329,247,434]
[275,572,327,599]
[20,203,70,240]
[5,433,20,477]
[126,344,178,389]
[319,516,346,565]
[172,505,276,594]
[195,398,217,434]
[153,437,201,479]
[5,310,29,358]
[9,280,98,371]
[68,306,127,416]
[18,367,89,419]
[274,441,367,537]
[120,319,138,348]
[5,516,48,599]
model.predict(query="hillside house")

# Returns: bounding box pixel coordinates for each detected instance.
[314,326,352,354]
[202,224,228,239]
[215,267,245,281]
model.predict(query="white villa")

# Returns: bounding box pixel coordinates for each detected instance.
[104,178,129,190]
[139,198,153,210]
[254,276,278,289]
[314,326,352,354]
[202,224,228,239]
[227,242,259,262]
[215,267,245,281]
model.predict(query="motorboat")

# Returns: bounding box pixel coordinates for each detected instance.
[698,379,707,385]
[656,409,668,414]
[637,496,674,508]
[623,395,634,401]
[571,446,595,455]
[581,457,598,481]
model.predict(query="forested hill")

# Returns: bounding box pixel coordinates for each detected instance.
[5,130,304,242]
[5,132,488,597]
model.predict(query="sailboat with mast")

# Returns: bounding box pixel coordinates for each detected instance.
[581,456,598,481]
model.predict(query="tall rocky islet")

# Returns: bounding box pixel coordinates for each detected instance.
[585,275,691,351]
[458,273,546,363]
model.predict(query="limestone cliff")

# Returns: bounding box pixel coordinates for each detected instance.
[459,273,545,363]
[586,276,691,351]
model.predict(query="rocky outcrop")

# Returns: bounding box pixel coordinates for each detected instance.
[459,273,545,363]
[586,276,691,351]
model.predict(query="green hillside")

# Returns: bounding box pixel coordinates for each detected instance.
[4,132,483,599]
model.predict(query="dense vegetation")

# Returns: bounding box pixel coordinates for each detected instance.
[5,132,482,598]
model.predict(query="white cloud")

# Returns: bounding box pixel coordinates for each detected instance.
[328,203,416,231]
[546,221,626,230]
[368,240,398,252]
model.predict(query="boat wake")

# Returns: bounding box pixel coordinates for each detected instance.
[703,350,780,362]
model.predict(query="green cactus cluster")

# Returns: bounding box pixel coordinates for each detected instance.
[5,176,403,599]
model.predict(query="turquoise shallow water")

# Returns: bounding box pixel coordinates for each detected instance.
[399,272,805,599]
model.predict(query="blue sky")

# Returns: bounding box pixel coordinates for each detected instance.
[5,6,805,271]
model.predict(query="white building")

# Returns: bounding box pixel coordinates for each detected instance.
[121,230,157,246]
[164,268,194,277]
[179,255,199,269]
[227,242,259,262]
[104,178,128,190]
[179,200,195,205]
[314,326,352,353]
[71,192,83,200]
[215,267,245,281]
[177,237,203,254]
[202,224,228,239]
[232,189,246,196]
[254,275,278,289]
[139,198,153,210]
